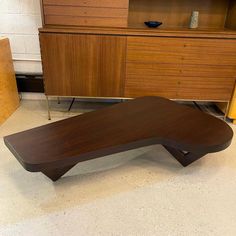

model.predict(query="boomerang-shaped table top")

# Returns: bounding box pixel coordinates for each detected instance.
[4,96,233,181]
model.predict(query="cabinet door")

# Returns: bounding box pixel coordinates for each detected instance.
[40,33,126,97]
[125,36,236,101]
[99,36,126,97]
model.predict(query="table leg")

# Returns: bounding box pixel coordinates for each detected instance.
[41,164,76,181]
[163,145,206,167]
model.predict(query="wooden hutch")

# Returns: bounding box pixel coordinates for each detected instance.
[39,0,236,103]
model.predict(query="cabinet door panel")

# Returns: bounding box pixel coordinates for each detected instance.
[40,33,99,96]
[40,33,126,97]
[99,36,126,97]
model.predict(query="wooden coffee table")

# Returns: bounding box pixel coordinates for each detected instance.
[4,96,233,181]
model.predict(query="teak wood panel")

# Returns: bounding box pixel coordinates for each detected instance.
[38,26,236,40]
[125,36,236,100]
[125,75,179,98]
[178,77,236,101]
[125,75,235,100]
[0,38,19,124]
[44,6,128,18]
[128,0,229,28]
[40,33,126,97]
[43,0,129,8]
[127,63,236,79]
[42,0,129,27]
[45,15,128,28]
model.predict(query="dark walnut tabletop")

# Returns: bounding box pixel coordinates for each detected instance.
[4,96,233,181]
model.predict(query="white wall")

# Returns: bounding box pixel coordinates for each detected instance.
[0,0,42,73]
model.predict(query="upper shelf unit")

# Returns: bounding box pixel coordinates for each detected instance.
[41,0,236,30]
[41,0,129,27]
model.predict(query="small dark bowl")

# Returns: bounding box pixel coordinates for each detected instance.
[144,21,163,28]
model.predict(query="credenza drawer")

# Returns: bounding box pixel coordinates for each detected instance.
[125,36,236,100]
[44,6,128,18]
[127,63,236,78]
[42,0,129,27]
[125,74,235,101]
[127,37,236,66]
[43,0,129,9]
[45,15,128,27]
[125,75,179,99]
[178,77,236,101]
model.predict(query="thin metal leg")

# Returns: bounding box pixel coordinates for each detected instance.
[46,96,51,120]
[193,101,202,111]
[68,98,75,111]
[19,93,22,101]
[224,101,230,121]
[57,97,60,104]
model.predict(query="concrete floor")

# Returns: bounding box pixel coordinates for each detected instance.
[0,99,236,236]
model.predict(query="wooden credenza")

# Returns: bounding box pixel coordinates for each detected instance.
[39,0,236,102]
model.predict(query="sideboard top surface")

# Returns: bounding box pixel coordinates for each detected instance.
[39,26,236,39]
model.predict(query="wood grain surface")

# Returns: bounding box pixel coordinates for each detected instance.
[125,36,236,100]
[226,0,236,30]
[44,5,128,18]
[43,0,129,8]
[39,0,236,102]
[128,0,229,29]
[39,26,236,39]
[44,15,128,28]
[4,97,233,173]
[42,0,129,27]
[0,38,19,125]
[40,33,126,97]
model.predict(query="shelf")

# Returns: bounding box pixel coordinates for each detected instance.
[128,0,234,30]
[39,25,236,39]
